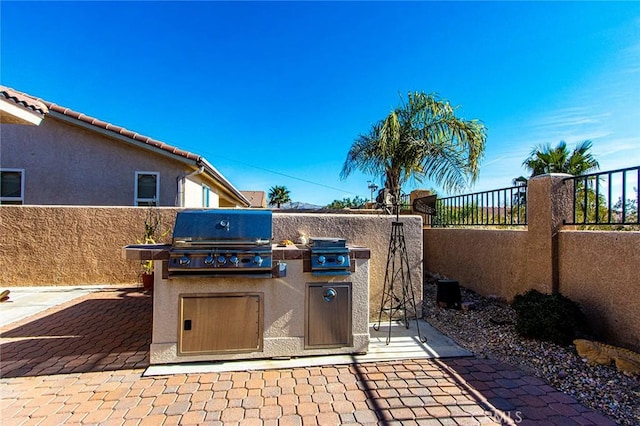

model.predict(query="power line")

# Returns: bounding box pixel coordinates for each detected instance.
[197,149,366,198]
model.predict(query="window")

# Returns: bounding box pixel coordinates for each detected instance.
[202,184,211,207]
[135,172,159,206]
[0,169,24,205]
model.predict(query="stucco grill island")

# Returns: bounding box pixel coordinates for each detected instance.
[124,208,371,365]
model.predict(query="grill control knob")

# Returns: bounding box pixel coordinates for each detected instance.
[336,255,345,265]
[204,255,214,265]
[229,256,239,266]
[253,255,263,265]
[317,255,326,265]
[179,256,191,266]
[217,256,227,265]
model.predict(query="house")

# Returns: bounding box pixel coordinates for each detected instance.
[0,86,250,208]
[241,191,267,208]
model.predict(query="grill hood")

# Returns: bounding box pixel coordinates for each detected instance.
[172,209,272,246]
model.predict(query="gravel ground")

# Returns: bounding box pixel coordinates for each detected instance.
[422,275,640,426]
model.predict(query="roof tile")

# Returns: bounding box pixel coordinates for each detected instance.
[0,85,249,206]
[0,86,49,115]
[0,86,201,163]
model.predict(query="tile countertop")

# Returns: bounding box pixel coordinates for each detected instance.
[123,244,370,261]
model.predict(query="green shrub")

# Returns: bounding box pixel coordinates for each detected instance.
[511,289,589,345]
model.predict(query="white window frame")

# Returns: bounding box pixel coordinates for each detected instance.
[135,171,160,206]
[202,184,211,208]
[0,168,25,205]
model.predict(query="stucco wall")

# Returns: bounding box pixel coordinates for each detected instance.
[558,231,640,351]
[273,213,423,317]
[424,228,528,300]
[422,174,640,351]
[0,119,191,206]
[0,206,178,285]
[0,206,423,318]
[0,117,242,207]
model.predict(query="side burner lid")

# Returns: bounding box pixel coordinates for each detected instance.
[308,237,347,249]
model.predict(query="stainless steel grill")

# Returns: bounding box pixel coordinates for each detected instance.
[308,237,351,276]
[168,209,273,277]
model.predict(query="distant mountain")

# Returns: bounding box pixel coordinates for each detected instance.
[280,201,323,210]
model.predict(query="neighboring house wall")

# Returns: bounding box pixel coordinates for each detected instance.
[424,174,640,352]
[241,191,267,208]
[1,86,249,208]
[1,115,249,207]
[1,118,189,206]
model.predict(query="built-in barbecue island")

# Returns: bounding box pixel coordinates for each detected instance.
[124,209,371,365]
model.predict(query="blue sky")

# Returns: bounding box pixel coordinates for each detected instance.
[2,1,639,206]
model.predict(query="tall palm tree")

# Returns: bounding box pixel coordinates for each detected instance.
[268,185,291,208]
[522,140,599,177]
[340,92,487,198]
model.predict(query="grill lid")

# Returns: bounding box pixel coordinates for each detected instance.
[172,209,272,246]
[308,237,351,276]
[308,237,347,249]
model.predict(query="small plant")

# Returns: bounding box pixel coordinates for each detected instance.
[137,207,170,275]
[512,289,589,345]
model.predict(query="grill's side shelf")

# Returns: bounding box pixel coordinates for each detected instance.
[122,244,171,261]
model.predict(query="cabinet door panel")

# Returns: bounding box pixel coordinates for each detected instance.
[306,283,352,348]
[179,293,262,355]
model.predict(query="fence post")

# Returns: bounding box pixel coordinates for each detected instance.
[525,174,573,294]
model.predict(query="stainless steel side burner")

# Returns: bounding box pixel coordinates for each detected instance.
[307,237,351,276]
[168,209,273,277]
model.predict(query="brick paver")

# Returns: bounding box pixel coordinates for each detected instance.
[0,288,618,425]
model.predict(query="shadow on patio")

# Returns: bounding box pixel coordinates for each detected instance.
[0,289,151,378]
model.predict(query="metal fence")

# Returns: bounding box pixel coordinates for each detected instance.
[399,193,411,211]
[432,184,528,227]
[564,165,639,226]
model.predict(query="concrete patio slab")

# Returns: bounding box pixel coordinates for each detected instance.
[0,285,117,327]
[144,320,473,376]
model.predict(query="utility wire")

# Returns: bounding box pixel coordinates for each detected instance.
[197,149,366,199]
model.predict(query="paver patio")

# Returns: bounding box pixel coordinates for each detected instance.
[0,287,616,425]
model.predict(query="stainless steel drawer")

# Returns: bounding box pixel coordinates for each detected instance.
[179,293,263,355]
[305,283,352,348]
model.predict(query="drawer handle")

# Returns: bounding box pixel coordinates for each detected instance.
[323,288,337,302]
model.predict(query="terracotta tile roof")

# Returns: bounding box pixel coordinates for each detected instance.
[0,86,49,115]
[1,85,202,162]
[0,85,250,206]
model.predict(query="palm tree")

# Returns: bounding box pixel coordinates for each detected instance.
[268,185,291,209]
[340,92,487,198]
[522,140,599,177]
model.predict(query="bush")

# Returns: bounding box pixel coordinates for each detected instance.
[512,290,589,345]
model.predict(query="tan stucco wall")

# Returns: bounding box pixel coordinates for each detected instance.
[273,213,423,317]
[422,174,639,351]
[0,207,423,319]
[0,206,179,285]
[424,228,528,300]
[424,227,640,351]
[558,231,640,351]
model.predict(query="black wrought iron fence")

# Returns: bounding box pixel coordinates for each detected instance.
[432,184,528,227]
[564,165,639,226]
[399,193,411,211]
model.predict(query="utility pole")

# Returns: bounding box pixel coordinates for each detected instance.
[367,181,378,203]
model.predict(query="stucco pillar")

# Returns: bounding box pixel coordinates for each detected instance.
[526,174,574,294]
